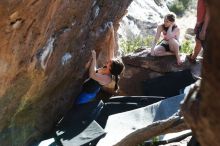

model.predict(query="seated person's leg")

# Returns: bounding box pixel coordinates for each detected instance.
[159,43,175,56]
[152,45,171,56]
[168,38,182,65]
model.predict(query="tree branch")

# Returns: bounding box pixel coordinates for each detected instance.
[114,111,189,146]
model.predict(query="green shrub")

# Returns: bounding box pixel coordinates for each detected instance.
[182,0,192,8]
[150,136,159,146]
[120,36,193,55]
[168,1,185,16]
[168,0,192,16]
[180,40,193,54]
[120,36,154,54]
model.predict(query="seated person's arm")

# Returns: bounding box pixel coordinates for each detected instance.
[166,25,180,41]
[172,27,180,41]
[175,28,180,42]
[152,25,162,49]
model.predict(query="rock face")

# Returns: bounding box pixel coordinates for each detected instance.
[119,49,201,96]
[118,0,170,41]
[0,0,132,145]
[181,1,220,146]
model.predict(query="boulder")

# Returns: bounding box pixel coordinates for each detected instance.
[103,48,201,96]
[0,0,132,145]
[118,0,170,41]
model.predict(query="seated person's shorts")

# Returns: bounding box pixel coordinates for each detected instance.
[160,41,181,52]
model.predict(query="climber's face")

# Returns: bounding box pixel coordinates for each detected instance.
[164,18,173,28]
[99,60,112,74]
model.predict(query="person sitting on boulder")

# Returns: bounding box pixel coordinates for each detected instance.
[75,23,124,104]
[151,13,182,65]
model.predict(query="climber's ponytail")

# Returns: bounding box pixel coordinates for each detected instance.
[114,75,119,92]
[109,59,124,93]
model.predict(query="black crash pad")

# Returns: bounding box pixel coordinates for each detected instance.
[96,94,187,146]
[38,100,105,146]
[38,96,165,146]
[96,96,165,128]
